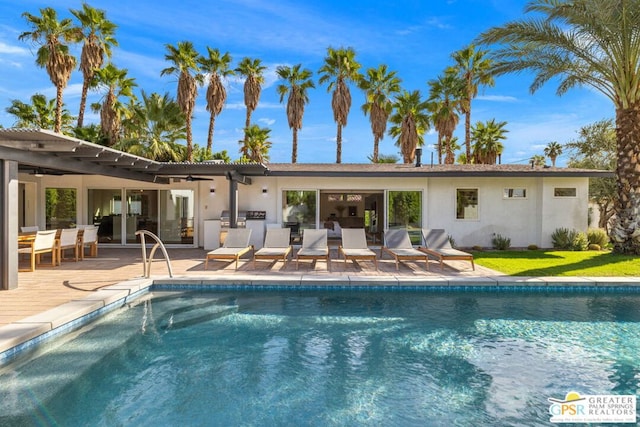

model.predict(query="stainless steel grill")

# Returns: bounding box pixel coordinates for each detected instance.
[220,210,246,228]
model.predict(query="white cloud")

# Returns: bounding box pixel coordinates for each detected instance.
[258,118,275,126]
[477,95,519,102]
[0,41,29,55]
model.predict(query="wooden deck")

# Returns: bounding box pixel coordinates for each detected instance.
[1,247,491,327]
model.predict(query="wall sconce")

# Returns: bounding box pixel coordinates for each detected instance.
[262,187,268,196]
[210,187,216,196]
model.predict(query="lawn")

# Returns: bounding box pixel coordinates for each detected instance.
[472,250,640,276]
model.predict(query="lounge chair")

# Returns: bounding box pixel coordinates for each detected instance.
[253,228,292,267]
[381,229,430,271]
[419,229,475,271]
[57,228,80,263]
[205,228,253,270]
[18,229,58,272]
[296,229,330,271]
[338,228,378,270]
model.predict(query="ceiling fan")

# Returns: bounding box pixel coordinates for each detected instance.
[173,174,214,182]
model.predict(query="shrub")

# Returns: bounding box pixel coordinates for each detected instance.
[587,228,609,248]
[552,228,576,250]
[588,243,601,251]
[571,232,589,251]
[472,245,483,251]
[527,244,539,250]
[492,234,511,250]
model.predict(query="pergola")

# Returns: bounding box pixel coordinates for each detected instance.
[0,129,268,290]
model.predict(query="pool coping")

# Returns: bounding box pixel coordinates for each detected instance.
[3,273,640,364]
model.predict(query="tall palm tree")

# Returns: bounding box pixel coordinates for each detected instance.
[471,119,508,164]
[444,136,461,165]
[117,91,186,161]
[359,65,402,163]
[198,47,234,153]
[19,7,81,133]
[544,141,563,167]
[235,57,266,140]
[388,90,431,164]
[239,124,272,163]
[91,63,137,146]
[531,154,546,167]
[276,64,315,163]
[451,45,495,163]
[70,3,117,128]
[6,93,73,131]
[318,47,362,163]
[478,0,640,254]
[428,68,465,164]
[161,41,201,162]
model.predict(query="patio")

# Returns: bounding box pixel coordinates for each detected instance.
[2,247,493,327]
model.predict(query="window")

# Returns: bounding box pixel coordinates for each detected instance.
[456,189,478,220]
[283,190,317,230]
[504,188,527,198]
[88,189,122,243]
[159,189,195,244]
[387,190,422,243]
[45,188,77,229]
[554,188,576,197]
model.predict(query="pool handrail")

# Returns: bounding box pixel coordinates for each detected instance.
[135,230,174,278]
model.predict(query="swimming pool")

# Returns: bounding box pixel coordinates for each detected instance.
[1,288,639,426]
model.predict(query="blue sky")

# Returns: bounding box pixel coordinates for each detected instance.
[0,0,613,165]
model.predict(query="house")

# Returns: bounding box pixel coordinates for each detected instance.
[0,129,613,290]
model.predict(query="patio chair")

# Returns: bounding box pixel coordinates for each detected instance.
[18,229,58,272]
[253,228,292,268]
[80,226,99,259]
[296,229,330,271]
[205,228,253,270]
[381,229,430,271]
[338,228,378,270]
[58,228,80,263]
[419,229,475,271]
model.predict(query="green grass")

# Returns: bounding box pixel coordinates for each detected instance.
[472,250,640,276]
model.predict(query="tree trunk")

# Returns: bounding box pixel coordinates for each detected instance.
[77,79,90,128]
[207,113,215,153]
[292,128,298,163]
[336,124,342,164]
[55,85,64,133]
[465,110,471,164]
[186,117,193,162]
[372,135,379,163]
[609,103,640,254]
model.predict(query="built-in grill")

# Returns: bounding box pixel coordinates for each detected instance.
[220,210,247,229]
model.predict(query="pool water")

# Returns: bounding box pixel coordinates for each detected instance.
[1,290,640,426]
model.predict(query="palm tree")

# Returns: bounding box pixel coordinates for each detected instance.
[478,0,640,254]
[92,63,137,146]
[451,45,495,163]
[428,68,465,164]
[235,57,266,140]
[444,136,461,165]
[6,93,73,131]
[276,64,315,163]
[318,47,362,163]
[239,124,272,163]
[531,154,546,167]
[198,47,234,153]
[161,41,201,162]
[388,90,431,164]
[359,65,402,163]
[544,141,563,167]
[471,119,508,164]
[70,3,117,128]
[19,7,81,133]
[118,91,186,161]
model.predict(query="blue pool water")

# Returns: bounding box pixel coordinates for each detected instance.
[1,289,640,426]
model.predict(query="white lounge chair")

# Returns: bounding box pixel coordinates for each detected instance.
[420,229,475,271]
[18,229,58,272]
[253,228,292,267]
[338,228,378,270]
[381,229,430,270]
[205,228,253,270]
[296,229,330,271]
